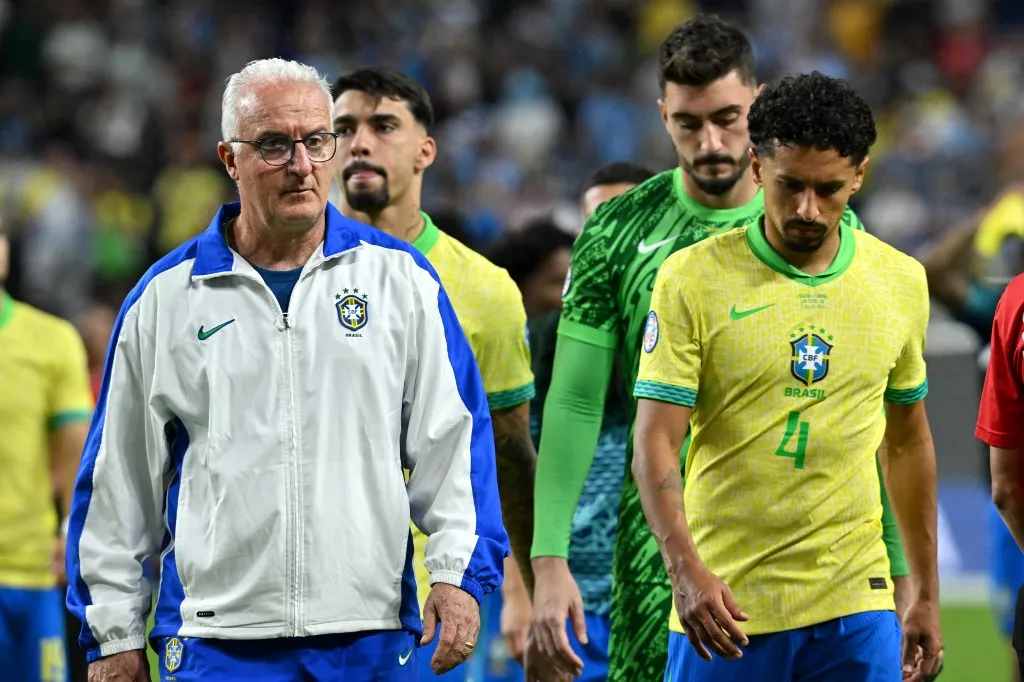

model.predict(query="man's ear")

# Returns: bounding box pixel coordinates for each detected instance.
[750,148,763,187]
[218,141,239,182]
[415,135,437,173]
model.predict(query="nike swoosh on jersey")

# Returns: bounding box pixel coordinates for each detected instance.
[637,236,677,254]
[729,304,775,320]
[197,319,236,340]
[399,648,414,665]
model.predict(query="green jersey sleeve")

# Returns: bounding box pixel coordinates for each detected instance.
[558,204,620,349]
[531,334,615,559]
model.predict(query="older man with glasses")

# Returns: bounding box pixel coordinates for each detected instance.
[65,58,507,682]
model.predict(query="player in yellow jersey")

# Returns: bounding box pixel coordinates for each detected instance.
[632,73,943,682]
[0,216,93,682]
[331,67,535,681]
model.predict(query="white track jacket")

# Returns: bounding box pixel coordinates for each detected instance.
[65,202,508,662]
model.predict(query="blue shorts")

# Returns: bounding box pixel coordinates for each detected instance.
[664,610,901,682]
[155,630,418,681]
[570,612,610,682]
[989,501,1024,636]
[0,585,67,682]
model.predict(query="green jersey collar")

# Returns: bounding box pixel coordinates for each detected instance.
[672,167,764,221]
[411,212,440,255]
[0,291,14,331]
[746,217,855,287]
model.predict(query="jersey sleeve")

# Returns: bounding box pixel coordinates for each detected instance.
[976,275,1024,448]
[48,320,94,428]
[884,262,930,404]
[634,252,701,407]
[475,272,535,411]
[558,203,620,349]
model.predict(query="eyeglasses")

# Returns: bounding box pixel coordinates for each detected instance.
[229,132,339,166]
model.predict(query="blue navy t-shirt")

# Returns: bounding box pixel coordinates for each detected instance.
[254,265,302,313]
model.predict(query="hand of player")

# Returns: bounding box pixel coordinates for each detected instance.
[87,650,149,681]
[892,575,912,622]
[531,556,587,677]
[674,561,749,662]
[420,582,481,675]
[900,598,943,681]
[52,534,67,587]
[500,581,532,663]
[523,635,574,682]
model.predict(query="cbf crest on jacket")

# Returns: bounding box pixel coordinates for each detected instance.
[66,202,508,662]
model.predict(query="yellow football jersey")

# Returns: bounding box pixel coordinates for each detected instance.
[409,212,534,608]
[635,221,928,636]
[0,292,93,588]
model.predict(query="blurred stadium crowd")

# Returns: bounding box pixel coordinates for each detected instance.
[3,1,1024,679]
[1,0,1024,331]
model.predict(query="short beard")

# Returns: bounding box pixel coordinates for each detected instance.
[680,152,751,196]
[781,234,826,253]
[345,186,390,215]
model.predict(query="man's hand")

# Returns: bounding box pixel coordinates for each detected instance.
[500,580,532,663]
[674,561,749,662]
[900,598,943,681]
[523,636,574,682]
[893,576,912,622]
[531,557,587,676]
[87,650,148,681]
[420,582,481,675]
[52,534,67,587]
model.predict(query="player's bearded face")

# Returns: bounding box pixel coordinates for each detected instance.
[753,145,867,254]
[659,72,756,197]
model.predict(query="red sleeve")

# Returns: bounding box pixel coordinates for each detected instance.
[977,274,1024,448]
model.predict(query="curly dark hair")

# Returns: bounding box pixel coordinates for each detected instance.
[748,72,877,165]
[332,66,434,130]
[659,14,756,91]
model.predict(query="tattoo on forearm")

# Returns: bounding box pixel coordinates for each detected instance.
[492,405,537,594]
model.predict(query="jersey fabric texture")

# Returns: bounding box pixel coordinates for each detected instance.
[636,221,929,635]
[407,211,534,612]
[977,273,1024,451]
[0,292,92,589]
[66,202,507,663]
[542,167,867,680]
[664,610,901,682]
[529,310,626,617]
[154,630,418,681]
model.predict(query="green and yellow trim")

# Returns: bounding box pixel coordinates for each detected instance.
[746,217,855,287]
[487,383,536,411]
[50,410,93,430]
[633,380,697,407]
[411,212,441,256]
[883,379,928,405]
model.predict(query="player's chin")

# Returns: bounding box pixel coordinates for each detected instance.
[782,232,826,253]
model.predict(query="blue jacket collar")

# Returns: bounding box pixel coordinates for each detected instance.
[191,202,365,277]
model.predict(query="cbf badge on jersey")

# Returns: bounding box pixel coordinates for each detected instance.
[164,637,184,673]
[336,287,369,335]
[789,324,834,385]
[643,311,659,353]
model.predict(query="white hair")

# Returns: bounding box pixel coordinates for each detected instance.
[221,58,334,142]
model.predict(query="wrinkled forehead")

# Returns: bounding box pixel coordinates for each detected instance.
[238,81,332,137]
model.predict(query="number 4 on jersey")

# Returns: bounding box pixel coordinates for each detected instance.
[776,411,810,469]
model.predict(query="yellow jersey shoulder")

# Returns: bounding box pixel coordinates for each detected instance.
[850,229,927,288]
[429,230,524,321]
[658,225,750,283]
[10,300,83,353]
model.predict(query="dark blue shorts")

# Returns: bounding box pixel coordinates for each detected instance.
[664,610,901,682]
[0,585,67,682]
[155,629,418,681]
